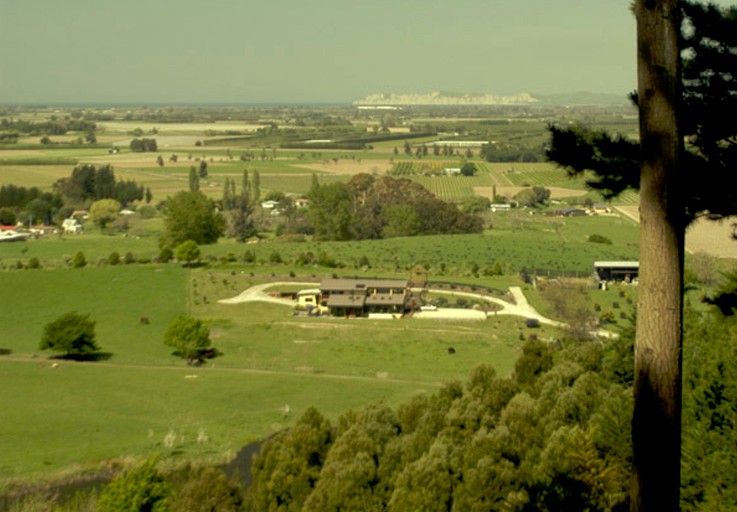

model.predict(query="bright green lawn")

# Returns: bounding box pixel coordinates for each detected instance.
[0,233,162,269]
[0,361,434,479]
[0,265,523,480]
[0,266,186,363]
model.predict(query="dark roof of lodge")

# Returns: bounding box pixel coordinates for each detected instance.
[327,294,366,307]
[320,278,408,291]
[365,294,406,306]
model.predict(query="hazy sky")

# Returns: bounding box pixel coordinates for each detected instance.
[0,0,718,105]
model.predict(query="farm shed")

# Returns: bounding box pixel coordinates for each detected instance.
[594,261,639,283]
[489,203,511,212]
[320,278,409,317]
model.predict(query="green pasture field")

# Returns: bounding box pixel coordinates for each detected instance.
[259,173,349,197]
[494,163,586,189]
[230,214,639,275]
[0,165,74,190]
[0,135,643,482]
[0,232,162,269]
[0,148,112,159]
[0,157,79,166]
[0,265,524,480]
[0,266,186,362]
[523,281,638,330]
[0,361,435,480]
[0,210,639,276]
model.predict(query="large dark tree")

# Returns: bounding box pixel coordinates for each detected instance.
[547,2,736,510]
[162,191,224,246]
[39,312,99,358]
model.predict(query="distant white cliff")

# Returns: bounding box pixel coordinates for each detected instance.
[353,91,539,106]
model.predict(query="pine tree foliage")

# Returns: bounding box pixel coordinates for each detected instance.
[97,459,169,512]
[244,306,737,511]
[547,1,737,227]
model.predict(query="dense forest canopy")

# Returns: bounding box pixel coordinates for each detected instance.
[244,304,737,511]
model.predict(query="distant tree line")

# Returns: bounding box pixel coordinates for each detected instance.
[53,164,146,207]
[0,185,62,225]
[0,118,96,136]
[0,164,149,226]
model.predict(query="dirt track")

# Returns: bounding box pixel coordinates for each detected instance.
[475,186,588,200]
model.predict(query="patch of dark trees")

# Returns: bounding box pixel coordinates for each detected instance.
[308,173,484,241]
[129,138,158,152]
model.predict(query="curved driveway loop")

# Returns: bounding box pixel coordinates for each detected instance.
[414,286,563,326]
[219,282,317,307]
[220,283,561,326]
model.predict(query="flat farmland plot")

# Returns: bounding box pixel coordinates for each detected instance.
[0,232,161,268]
[0,266,186,361]
[233,217,639,275]
[503,163,584,188]
[260,173,349,196]
[97,121,264,135]
[0,165,74,190]
[0,361,434,478]
[413,175,493,202]
[206,158,331,176]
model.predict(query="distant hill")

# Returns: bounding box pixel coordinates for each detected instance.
[532,91,633,107]
[353,91,539,106]
[353,91,632,107]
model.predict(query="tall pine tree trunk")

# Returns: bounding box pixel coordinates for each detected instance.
[632,1,684,510]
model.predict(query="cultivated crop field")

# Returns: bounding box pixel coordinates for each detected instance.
[412,175,493,201]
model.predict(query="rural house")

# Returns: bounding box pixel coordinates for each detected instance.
[296,288,321,310]
[318,278,409,318]
[62,218,83,234]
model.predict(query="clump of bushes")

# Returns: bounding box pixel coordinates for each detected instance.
[588,233,613,244]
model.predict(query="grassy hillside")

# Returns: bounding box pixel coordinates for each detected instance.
[0,265,533,481]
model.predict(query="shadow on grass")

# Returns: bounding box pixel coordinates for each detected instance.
[0,348,12,356]
[182,261,207,269]
[170,348,222,366]
[53,352,114,362]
